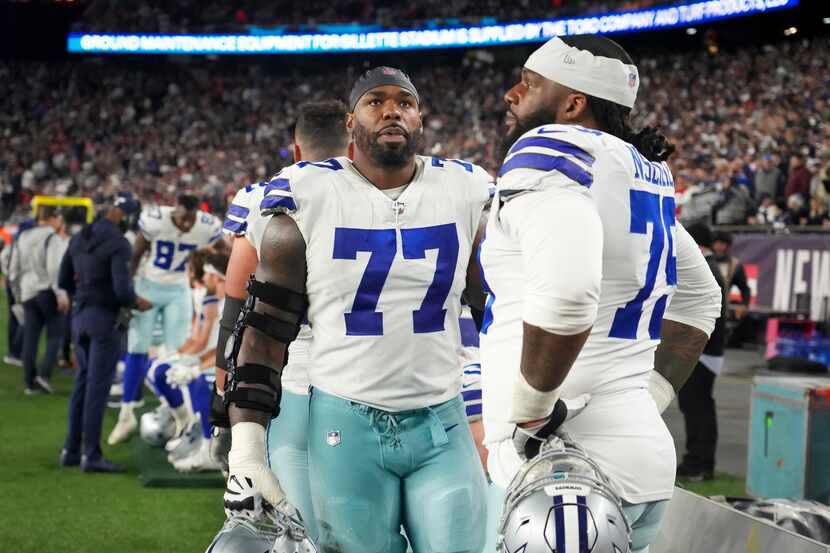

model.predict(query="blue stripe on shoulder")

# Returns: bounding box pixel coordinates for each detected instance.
[507,136,595,166]
[462,389,482,402]
[227,204,249,218]
[265,178,291,193]
[223,219,247,233]
[261,195,296,211]
[498,153,593,187]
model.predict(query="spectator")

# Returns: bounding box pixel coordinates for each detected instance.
[677,223,727,482]
[751,193,782,225]
[784,154,812,200]
[805,197,829,226]
[809,153,830,211]
[711,231,751,316]
[783,193,809,226]
[7,206,70,394]
[713,180,753,225]
[754,154,781,201]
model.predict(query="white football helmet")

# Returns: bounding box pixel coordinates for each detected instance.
[499,436,631,553]
[139,405,176,447]
[209,475,317,553]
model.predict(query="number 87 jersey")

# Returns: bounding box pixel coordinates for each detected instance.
[261,156,492,412]
[138,205,223,286]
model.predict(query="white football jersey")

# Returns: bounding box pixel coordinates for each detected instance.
[480,124,681,502]
[262,156,492,411]
[196,293,223,357]
[139,205,222,286]
[227,169,311,395]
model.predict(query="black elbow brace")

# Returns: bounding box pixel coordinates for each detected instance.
[216,295,245,371]
[223,275,308,417]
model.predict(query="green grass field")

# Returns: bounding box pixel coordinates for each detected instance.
[0,291,223,553]
[0,289,748,552]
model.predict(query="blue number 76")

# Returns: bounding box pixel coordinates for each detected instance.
[609,192,676,340]
[332,224,459,336]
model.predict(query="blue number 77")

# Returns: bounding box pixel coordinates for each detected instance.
[332,224,459,336]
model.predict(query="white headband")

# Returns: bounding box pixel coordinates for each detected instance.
[203,263,226,280]
[525,37,639,109]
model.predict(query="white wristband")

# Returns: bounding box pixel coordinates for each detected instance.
[229,422,268,465]
[507,370,561,424]
[647,371,675,414]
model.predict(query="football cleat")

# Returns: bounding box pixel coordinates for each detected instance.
[139,404,176,447]
[107,405,138,445]
[499,435,632,553]
[173,439,221,473]
[166,419,203,463]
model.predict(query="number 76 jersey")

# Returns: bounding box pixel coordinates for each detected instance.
[261,156,492,411]
[481,124,681,406]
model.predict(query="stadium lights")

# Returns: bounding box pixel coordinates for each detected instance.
[67,0,801,55]
[823,17,830,24]
[686,27,698,35]
[784,26,798,36]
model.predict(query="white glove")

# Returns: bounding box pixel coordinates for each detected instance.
[647,371,675,414]
[225,423,290,518]
[165,363,201,388]
[161,352,181,364]
[512,393,590,460]
[178,354,200,367]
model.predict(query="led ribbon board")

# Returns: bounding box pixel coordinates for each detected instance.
[68,0,798,55]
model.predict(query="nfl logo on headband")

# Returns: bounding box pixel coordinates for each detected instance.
[524,37,640,109]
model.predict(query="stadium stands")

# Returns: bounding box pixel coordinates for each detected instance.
[73,0,673,33]
[1,35,827,227]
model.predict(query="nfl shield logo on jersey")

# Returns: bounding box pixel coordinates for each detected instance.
[326,430,341,447]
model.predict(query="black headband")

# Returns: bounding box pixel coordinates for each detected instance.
[349,66,420,112]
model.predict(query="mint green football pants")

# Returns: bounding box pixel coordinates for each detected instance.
[307,388,488,553]
[267,391,317,542]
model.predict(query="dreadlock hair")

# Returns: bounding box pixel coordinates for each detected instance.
[560,35,676,162]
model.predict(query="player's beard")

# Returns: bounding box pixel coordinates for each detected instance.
[354,120,422,168]
[499,107,559,163]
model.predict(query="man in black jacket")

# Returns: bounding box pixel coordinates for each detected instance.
[58,193,152,473]
[677,223,727,482]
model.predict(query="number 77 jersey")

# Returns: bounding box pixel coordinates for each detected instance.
[260,156,492,411]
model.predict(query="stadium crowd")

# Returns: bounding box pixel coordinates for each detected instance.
[73,0,671,33]
[1,35,829,227]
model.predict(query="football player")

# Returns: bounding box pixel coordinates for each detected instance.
[109,194,223,444]
[144,249,226,443]
[478,36,722,553]
[167,252,230,472]
[224,67,491,553]
[215,99,351,540]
